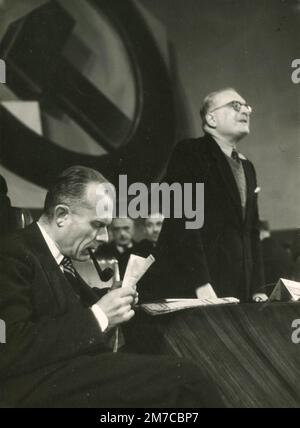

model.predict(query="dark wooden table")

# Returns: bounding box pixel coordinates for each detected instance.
[125,302,300,408]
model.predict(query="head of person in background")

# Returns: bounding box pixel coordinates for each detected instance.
[259,220,271,241]
[200,87,252,145]
[39,166,113,261]
[110,217,135,250]
[144,212,165,244]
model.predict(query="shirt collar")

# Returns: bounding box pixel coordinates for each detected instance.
[213,136,236,158]
[37,222,64,266]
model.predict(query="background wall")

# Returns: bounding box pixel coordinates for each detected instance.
[140,0,300,230]
[0,0,299,230]
[0,0,174,207]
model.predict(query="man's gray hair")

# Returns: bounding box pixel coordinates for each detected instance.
[44,165,108,219]
[200,87,236,128]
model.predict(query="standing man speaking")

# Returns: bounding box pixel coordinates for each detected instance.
[148,88,267,303]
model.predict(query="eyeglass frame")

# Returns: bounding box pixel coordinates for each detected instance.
[209,100,252,114]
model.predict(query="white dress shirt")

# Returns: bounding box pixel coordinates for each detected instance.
[37,222,108,332]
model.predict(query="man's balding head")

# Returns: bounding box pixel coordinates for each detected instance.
[40,166,114,261]
[200,88,251,143]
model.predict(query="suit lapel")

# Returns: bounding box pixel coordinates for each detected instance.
[25,223,99,306]
[203,136,243,222]
[24,223,74,306]
[73,270,100,306]
[241,159,255,225]
[26,223,66,281]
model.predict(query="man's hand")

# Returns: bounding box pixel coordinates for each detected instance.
[252,293,268,302]
[110,281,139,306]
[196,283,218,299]
[96,286,137,328]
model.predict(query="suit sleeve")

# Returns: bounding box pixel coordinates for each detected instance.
[0,194,11,238]
[249,163,265,294]
[0,244,105,378]
[145,141,211,298]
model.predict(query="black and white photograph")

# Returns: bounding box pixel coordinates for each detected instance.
[0,0,299,410]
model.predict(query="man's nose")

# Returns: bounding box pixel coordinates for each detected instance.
[96,228,109,243]
[241,105,250,115]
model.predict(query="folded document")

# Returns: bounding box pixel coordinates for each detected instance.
[122,254,155,288]
[140,297,239,315]
[269,278,300,302]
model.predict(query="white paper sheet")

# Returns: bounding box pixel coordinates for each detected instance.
[122,254,155,288]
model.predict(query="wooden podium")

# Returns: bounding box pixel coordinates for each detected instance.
[125,301,300,408]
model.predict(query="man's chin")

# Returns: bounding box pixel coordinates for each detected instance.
[239,124,250,134]
[236,128,249,140]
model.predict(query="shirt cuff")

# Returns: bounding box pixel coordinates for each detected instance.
[91,304,109,332]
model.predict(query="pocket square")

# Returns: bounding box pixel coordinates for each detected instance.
[254,186,261,194]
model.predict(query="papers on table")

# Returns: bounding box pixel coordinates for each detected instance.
[122,254,155,288]
[269,278,300,302]
[195,283,217,299]
[140,297,240,316]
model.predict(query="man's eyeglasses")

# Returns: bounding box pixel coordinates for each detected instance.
[210,100,252,114]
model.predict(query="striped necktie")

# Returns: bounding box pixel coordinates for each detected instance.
[60,256,77,278]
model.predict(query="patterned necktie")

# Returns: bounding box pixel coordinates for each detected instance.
[60,256,77,277]
[231,149,240,163]
[60,258,124,351]
[60,256,101,308]
[60,256,87,304]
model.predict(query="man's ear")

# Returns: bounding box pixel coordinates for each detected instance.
[205,112,216,128]
[54,205,70,227]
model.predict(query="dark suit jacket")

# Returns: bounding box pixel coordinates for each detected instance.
[0,193,11,238]
[0,223,106,381]
[0,223,224,408]
[134,239,157,258]
[139,135,264,302]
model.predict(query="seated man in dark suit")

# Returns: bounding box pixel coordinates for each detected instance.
[96,217,136,279]
[0,166,223,408]
[135,213,164,258]
[0,174,11,238]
